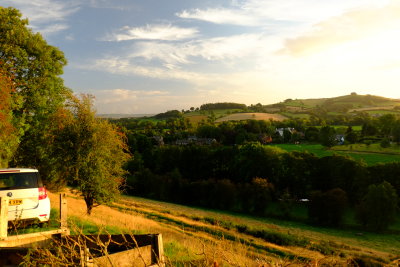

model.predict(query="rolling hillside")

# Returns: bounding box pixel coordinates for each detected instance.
[49,191,400,266]
[270,93,400,113]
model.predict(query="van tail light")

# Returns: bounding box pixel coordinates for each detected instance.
[39,187,48,200]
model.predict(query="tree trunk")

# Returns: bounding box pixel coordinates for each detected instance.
[84,196,94,215]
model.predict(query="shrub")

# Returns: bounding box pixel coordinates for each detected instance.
[356,181,398,231]
[308,188,348,226]
[380,138,391,148]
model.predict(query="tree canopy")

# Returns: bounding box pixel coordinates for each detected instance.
[356,181,398,231]
[0,6,69,171]
[0,68,19,167]
[51,95,131,214]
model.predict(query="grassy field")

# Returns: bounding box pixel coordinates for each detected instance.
[184,114,208,125]
[215,112,288,122]
[280,112,310,119]
[272,144,400,165]
[45,191,400,266]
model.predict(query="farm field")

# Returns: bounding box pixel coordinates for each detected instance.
[272,144,400,165]
[280,112,310,119]
[47,191,400,266]
[183,114,208,125]
[349,106,400,113]
[216,112,288,122]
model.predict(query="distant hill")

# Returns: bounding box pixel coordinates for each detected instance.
[98,114,155,119]
[102,94,400,121]
[274,93,400,109]
[266,93,400,115]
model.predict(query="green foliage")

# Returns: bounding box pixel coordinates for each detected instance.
[308,188,348,226]
[356,181,398,231]
[391,120,400,144]
[0,7,69,173]
[0,69,19,167]
[200,102,247,111]
[319,126,336,147]
[361,120,379,136]
[380,137,391,148]
[0,7,68,113]
[345,131,358,144]
[153,110,182,119]
[378,114,396,136]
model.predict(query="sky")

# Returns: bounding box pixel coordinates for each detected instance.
[1,0,400,114]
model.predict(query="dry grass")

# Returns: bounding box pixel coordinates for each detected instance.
[48,191,284,266]
[185,115,208,126]
[47,191,398,266]
[124,196,400,258]
[215,113,287,122]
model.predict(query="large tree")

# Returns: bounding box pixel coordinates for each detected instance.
[51,95,131,214]
[0,68,19,167]
[0,7,69,171]
[308,188,348,226]
[319,126,336,148]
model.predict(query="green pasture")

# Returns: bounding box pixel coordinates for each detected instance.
[365,110,400,115]
[313,125,362,131]
[279,112,310,119]
[272,144,400,165]
[134,117,162,123]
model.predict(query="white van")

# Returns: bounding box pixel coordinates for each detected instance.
[0,168,50,225]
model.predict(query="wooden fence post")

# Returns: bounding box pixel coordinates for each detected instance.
[0,197,9,240]
[154,234,164,266]
[60,193,67,229]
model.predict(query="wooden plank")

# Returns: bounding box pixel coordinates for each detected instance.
[92,245,153,267]
[0,229,68,247]
[60,193,68,229]
[0,197,9,240]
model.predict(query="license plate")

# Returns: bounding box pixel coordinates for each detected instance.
[9,199,23,206]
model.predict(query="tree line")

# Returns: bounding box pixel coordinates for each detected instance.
[117,113,400,148]
[125,142,399,231]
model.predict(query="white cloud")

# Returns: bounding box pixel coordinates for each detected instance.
[88,57,207,82]
[129,33,273,69]
[2,0,79,35]
[177,0,391,26]
[177,8,261,26]
[94,89,169,104]
[65,33,75,41]
[105,24,198,41]
[88,0,136,10]
[35,23,69,35]
[89,88,184,114]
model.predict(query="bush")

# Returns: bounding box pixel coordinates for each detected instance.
[356,181,398,231]
[308,188,348,226]
[380,138,391,148]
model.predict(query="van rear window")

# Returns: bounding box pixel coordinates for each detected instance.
[0,173,39,190]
